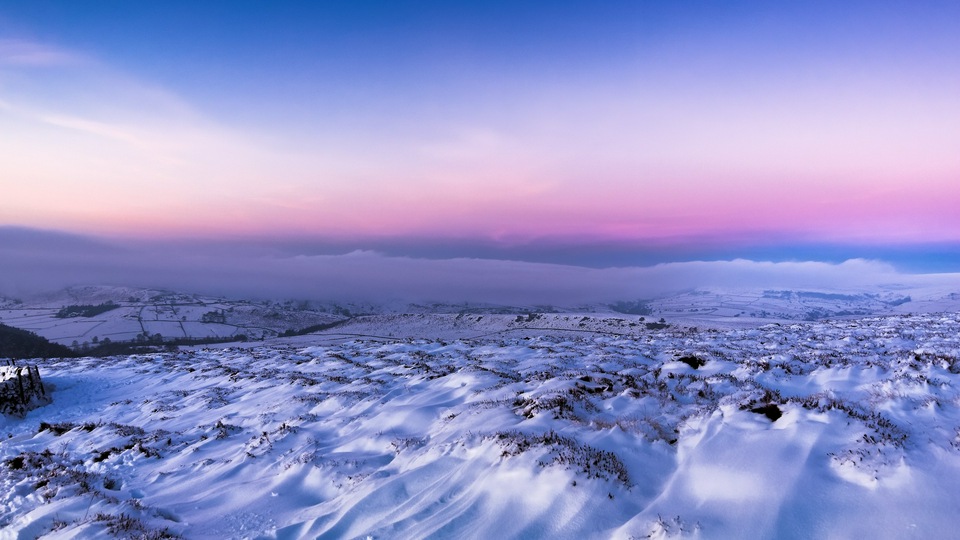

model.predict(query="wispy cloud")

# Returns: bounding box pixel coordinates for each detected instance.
[0,38,309,230]
[0,38,81,66]
[37,113,142,145]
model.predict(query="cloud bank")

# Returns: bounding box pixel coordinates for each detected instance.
[2,227,948,306]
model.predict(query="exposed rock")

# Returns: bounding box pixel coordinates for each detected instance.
[678,355,706,369]
[751,403,783,422]
[0,360,50,416]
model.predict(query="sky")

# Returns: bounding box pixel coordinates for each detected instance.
[1,1,959,300]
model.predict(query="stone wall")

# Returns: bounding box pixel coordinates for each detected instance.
[0,360,49,416]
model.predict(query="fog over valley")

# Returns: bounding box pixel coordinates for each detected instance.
[2,227,956,307]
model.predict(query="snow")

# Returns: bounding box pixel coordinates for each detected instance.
[2,312,960,538]
[0,287,346,345]
[4,282,960,347]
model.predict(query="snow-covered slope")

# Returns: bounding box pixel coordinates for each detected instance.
[642,285,959,328]
[0,287,346,346]
[3,312,960,538]
[3,282,959,348]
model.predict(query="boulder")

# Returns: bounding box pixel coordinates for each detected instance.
[0,360,50,416]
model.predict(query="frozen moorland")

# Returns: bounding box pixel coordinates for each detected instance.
[3,281,959,346]
[3,312,960,539]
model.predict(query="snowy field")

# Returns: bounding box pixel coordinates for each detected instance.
[4,282,960,348]
[3,312,960,539]
[0,287,345,345]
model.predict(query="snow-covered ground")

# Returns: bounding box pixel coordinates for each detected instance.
[0,287,345,345]
[5,282,960,350]
[3,312,960,539]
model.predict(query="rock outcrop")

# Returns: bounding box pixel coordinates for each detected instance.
[0,360,49,415]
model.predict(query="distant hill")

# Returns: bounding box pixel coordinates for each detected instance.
[0,323,76,360]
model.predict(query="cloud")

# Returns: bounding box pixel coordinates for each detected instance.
[0,39,81,66]
[38,113,142,145]
[0,39,308,231]
[0,227,944,306]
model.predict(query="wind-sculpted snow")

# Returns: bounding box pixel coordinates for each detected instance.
[3,313,960,538]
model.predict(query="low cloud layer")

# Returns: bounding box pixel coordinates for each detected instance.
[0,227,951,305]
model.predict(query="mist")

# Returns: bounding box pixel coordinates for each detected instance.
[0,227,949,305]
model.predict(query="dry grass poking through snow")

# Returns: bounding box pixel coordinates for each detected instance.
[2,312,960,538]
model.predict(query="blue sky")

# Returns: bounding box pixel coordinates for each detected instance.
[1,1,959,276]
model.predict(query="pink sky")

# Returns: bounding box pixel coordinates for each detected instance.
[2,3,960,248]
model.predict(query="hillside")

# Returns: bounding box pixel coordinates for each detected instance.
[2,283,959,350]
[2,312,960,537]
[0,324,75,360]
